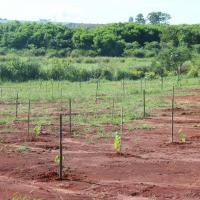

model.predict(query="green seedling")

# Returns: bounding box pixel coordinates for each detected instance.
[113,133,121,152]
[33,125,41,136]
[178,129,186,143]
[54,155,64,164]
[0,139,4,144]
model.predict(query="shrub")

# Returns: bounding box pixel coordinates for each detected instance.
[129,70,144,79]
[187,66,199,77]
[79,69,91,81]
[47,49,71,58]
[144,41,160,50]
[70,49,97,57]
[102,69,113,80]
[132,49,146,58]
[90,68,103,79]
[192,44,200,54]
[83,57,97,64]
[38,68,51,80]
[145,71,158,79]
[116,70,130,80]
[30,47,46,56]
[0,58,40,81]
[50,65,67,80]
[145,50,157,58]
[0,48,7,55]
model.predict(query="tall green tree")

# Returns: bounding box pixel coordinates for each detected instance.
[147,12,171,24]
[157,46,191,78]
[135,14,146,24]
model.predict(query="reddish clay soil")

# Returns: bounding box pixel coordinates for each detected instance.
[2,92,200,199]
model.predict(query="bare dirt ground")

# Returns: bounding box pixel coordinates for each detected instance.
[1,91,200,199]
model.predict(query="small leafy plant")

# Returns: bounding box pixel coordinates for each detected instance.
[178,129,186,143]
[54,155,64,164]
[113,133,121,153]
[33,125,41,136]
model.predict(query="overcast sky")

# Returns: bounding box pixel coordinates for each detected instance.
[0,0,199,24]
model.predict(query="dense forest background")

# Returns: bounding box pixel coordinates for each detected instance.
[0,21,200,57]
[0,20,200,81]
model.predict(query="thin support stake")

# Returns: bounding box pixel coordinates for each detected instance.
[112,98,115,120]
[96,80,99,90]
[79,79,82,89]
[16,93,19,119]
[28,100,31,139]
[59,114,63,180]
[172,86,175,143]
[121,107,124,135]
[143,89,146,118]
[69,99,72,136]
[161,77,164,90]
[60,88,63,111]
[122,78,125,94]
[95,87,98,104]
[99,79,101,87]
[140,79,143,93]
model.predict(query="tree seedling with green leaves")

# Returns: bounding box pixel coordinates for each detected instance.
[33,125,42,136]
[54,155,64,164]
[178,129,186,143]
[113,133,121,153]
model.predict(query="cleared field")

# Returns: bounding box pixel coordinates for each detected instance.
[1,76,200,199]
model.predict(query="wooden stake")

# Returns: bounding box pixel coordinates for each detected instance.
[16,93,19,119]
[96,80,99,90]
[121,107,124,135]
[172,86,175,143]
[28,100,31,139]
[122,78,125,95]
[95,87,98,104]
[79,79,82,89]
[59,114,63,180]
[161,77,164,90]
[140,79,143,93]
[60,88,63,112]
[69,99,72,136]
[143,89,146,118]
[112,98,115,120]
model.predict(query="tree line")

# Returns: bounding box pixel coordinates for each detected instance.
[0,21,200,58]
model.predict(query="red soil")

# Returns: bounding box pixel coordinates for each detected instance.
[1,93,200,199]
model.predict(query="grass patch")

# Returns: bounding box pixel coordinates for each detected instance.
[12,195,41,200]
[16,146,30,153]
[0,117,15,125]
